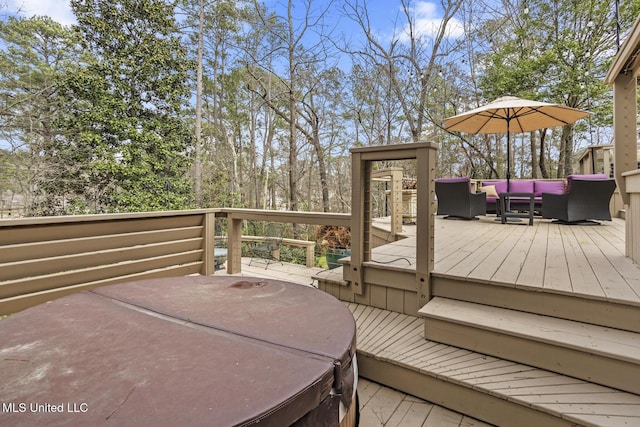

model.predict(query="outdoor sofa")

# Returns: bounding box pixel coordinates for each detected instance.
[480,179,565,214]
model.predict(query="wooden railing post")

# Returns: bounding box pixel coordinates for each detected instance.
[612,71,637,206]
[226,214,243,274]
[350,150,367,295]
[389,168,403,235]
[415,143,438,309]
[202,212,215,275]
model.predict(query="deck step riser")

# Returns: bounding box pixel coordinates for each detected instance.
[420,298,640,395]
[432,275,640,333]
[423,317,640,395]
[356,352,573,427]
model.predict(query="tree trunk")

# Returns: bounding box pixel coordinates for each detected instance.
[310,116,330,212]
[561,125,574,177]
[193,0,204,207]
[530,131,538,179]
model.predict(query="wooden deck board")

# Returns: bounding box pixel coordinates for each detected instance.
[373,216,640,308]
[489,223,539,284]
[572,225,640,303]
[468,225,528,281]
[423,297,640,363]
[516,222,548,287]
[574,414,640,427]
[543,223,573,292]
[446,224,514,279]
[357,378,491,427]
[560,225,605,296]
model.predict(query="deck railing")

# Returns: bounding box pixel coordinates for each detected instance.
[0,208,351,315]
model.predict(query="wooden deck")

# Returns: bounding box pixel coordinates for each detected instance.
[220,216,640,426]
[372,216,640,305]
[214,256,323,287]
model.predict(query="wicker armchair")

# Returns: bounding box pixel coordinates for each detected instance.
[435,178,486,220]
[542,178,616,224]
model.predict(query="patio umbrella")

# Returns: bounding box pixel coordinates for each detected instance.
[443,95,590,191]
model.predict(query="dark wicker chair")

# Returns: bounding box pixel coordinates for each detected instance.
[542,178,616,224]
[435,178,486,220]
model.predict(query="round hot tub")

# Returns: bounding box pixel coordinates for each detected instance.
[0,276,358,426]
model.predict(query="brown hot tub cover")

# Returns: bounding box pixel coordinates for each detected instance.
[0,276,357,426]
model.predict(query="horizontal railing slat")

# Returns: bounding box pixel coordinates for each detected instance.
[0,238,203,282]
[0,227,204,263]
[0,215,205,245]
[0,250,203,299]
[0,263,203,315]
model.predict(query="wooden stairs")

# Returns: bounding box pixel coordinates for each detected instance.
[315,267,640,426]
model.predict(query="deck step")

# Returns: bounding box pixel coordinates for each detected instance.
[349,302,640,427]
[431,273,640,333]
[418,297,640,395]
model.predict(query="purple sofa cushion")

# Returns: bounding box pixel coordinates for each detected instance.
[509,180,534,193]
[534,180,565,197]
[481,181,507,194]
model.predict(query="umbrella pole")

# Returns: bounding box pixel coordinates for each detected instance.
[502,119,522,222]
[506,119,511,193]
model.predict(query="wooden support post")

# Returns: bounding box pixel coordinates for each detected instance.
[202,212,215,276]
[415,143,438,309]
[389,169,403,235]
[350,151,366,295]
[613,71,637,205]
[226,215,243,274]
[351,142,438,305]
[306,245,315,268]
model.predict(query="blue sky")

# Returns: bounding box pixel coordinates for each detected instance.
[5,0,77,25]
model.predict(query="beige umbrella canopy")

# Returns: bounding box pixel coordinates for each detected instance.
[444,95,590,191]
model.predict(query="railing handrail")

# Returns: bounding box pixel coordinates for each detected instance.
[221,208,350,226]
[0,207,350,228]
[0,208,223,228]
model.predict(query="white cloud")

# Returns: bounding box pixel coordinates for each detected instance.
[6,0,76,26]
[399,1,464,43]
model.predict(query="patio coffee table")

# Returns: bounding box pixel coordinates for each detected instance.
[499,192,535,226]
[0,276,358,426]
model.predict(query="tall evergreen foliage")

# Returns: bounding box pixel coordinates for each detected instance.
[55,0,195,213]
[0,16,77,215]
